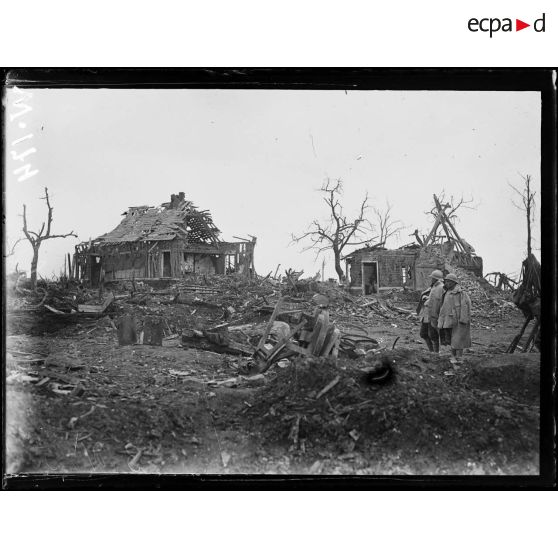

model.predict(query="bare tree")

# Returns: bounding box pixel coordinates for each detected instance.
[21,187,77,289]
[509,174,535,257]
[371,200,404,247]
[291,178,376,281]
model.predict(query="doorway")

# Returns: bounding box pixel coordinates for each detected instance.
[162,251,171,277]
[361,261,378,295]
[89,255,102,287]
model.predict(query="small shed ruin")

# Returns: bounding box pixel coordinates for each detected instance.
[74,193,256,285]
[345,194,483,294]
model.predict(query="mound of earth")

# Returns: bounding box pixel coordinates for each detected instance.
[247,349,539,469]
[463,353,540,402]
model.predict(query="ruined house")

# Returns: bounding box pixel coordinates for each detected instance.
[344,246,419,294]
[74,193,256,285]
[345,194,483,294]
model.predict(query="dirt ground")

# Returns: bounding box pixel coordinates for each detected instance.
[5,285,540,476]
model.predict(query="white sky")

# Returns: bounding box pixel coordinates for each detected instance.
[4,88,541,281]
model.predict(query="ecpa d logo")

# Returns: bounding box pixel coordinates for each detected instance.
[468,13,545,37]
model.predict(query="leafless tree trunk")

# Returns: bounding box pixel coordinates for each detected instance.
[21,187,77,289]
[509,174,535,257]
[291,178,376,282]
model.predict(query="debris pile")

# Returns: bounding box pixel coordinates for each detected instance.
[110,275,398,360]
[507,254,541,353]
[7,280,117,335]
[6,265,520,364]
[247,349,539,460]
[452,268,517,321]
[484,272,518,292]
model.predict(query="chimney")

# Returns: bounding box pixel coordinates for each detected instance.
[169,192,185,209]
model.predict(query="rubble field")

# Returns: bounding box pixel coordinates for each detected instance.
[5,272,539,475]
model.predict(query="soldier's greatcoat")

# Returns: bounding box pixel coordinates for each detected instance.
[438,285,472,350]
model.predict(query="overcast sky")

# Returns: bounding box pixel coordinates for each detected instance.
[5,87,541,281]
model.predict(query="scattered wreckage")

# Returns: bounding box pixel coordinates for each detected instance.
[507,254,541,353]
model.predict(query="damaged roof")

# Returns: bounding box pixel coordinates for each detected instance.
[93,193,221,245]
[343,244,421,260]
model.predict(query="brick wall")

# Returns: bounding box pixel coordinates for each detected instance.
[348,249,417,289]
[376,252,416,287]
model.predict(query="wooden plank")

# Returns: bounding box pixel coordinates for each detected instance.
[77,292,114,314]
[433,195,455,247]
[316,375,340,399]
[77,305,101,313]
[256,321,307,373]
[422,204,442,246]
[12,357,46,365]
[44,304,64,314]
[308,311,329,355]
[311,311,330,356]
[284,341,310,356]
[332,334,341,358]
[320,327,341,357]
[255,297,284,353]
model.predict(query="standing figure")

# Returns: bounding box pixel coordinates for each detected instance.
[437,272,472,359]
[417,270,443,352]
[426,269,444,352]
[417,285,433,350]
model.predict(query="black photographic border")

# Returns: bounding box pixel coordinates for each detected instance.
[2,67,556,490]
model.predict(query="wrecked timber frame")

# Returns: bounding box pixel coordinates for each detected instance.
[73,192,256,286]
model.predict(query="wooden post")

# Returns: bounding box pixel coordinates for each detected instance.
[507,316,532,353]
[433,196,454,246]
[435,196,470,253]
[422,213,442,246]
[255,297,284,354]
[522,317,540,353]
[98,267,105,300]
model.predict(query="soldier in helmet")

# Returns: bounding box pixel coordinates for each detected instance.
[437,272,472,359]
[427,269,445,352]
[417,269,444,352]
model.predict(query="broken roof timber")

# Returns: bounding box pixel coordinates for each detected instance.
[93,195,221,246]
[423,194,476,254]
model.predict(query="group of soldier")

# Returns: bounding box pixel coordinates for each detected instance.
[417,269,472,360]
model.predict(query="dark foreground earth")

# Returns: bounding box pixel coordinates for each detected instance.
[5,297,540,477]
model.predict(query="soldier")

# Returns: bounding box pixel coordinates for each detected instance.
[417,270,444,352]
[417,285,432,350]
[437,272,472,359]
[426,269,444,352]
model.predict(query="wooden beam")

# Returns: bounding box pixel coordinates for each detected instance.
[433,195,454,246]
[255,297,284,354]
[422,197,442,246]
[433,195,470,253]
